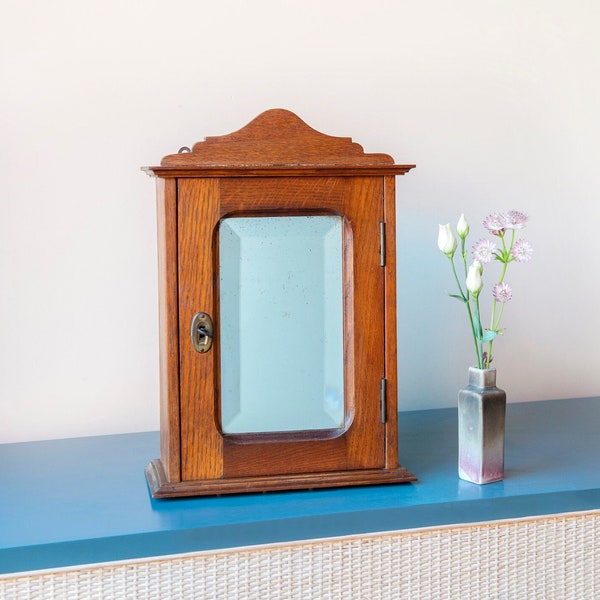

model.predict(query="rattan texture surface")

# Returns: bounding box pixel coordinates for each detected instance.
[2,510,598,600]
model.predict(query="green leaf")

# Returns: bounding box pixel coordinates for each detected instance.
[476,321,484,339]
[482,330,498,342]
[447,293,467,303]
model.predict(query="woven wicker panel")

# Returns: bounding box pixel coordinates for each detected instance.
[2,510,598,600]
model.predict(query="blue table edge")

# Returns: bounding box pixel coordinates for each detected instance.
[1,397,599,575]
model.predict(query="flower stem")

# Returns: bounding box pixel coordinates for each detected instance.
[449,256,482,368]
[486,338,494,368]
[468,302,483,369]
[494,302,506,330]
[449,256,466,300]
[473,295,484,368]
[461,237,468,278]
[485,230,514,367]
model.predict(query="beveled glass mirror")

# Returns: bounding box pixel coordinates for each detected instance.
[219,215,345,434]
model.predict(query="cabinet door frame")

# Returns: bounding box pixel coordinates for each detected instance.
[178,176,386,481]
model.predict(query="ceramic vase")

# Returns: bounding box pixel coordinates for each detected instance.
[458,367,506,484]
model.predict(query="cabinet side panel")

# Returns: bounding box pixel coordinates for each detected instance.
[157,178,181,481]
[383,176,399,469]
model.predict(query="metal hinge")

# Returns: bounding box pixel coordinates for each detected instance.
[379,221,386,267]
[380,378,387,423]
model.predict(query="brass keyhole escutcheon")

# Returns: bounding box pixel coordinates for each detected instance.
[191,312,214,353]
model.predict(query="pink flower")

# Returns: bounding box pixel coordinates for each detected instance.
[492,282,513,303]
[472,238,497,264]
[504,210,529,229]
[511,239,534,263]
[483,213,507,236]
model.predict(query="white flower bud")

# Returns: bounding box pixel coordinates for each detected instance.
[437,224,457,257]
[456,213,469,239]
[466,260,484,297]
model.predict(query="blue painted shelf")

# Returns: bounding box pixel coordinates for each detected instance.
[1,397,599,575]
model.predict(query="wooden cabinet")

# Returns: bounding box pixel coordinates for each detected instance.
[143,109,416,497]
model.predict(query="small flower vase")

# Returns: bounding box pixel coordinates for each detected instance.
[458,367,506,484]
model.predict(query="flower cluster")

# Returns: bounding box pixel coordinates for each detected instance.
[437,210,533,369]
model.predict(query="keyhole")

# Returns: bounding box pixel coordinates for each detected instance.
[191,312,214,353]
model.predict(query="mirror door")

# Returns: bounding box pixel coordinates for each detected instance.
[177,176,386,481]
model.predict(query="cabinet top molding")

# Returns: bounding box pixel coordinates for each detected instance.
[143,109,415,178]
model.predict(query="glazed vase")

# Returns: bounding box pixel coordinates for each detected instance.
[458,367,506,484]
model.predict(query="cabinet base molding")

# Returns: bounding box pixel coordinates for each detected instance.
[145,458,416,498]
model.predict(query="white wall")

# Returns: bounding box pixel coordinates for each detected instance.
[1,0,599,443]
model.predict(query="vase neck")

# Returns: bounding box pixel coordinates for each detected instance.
[468,367,497,388]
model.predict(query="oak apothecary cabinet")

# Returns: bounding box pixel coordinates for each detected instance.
[143,109,415,497]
